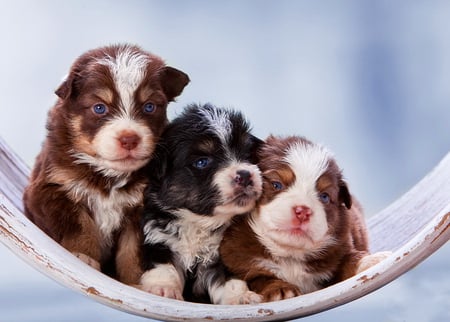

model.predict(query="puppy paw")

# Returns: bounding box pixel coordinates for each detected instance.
[357,251,392,273]
[230,290,263,305]
[72,252,101,271]
[140,264,184,301]
[140,284,184,301]
[261,281,301,302]
[214,279,263,305]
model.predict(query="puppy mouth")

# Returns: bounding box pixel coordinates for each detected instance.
[103,155,150,171]
[230,187,261,206]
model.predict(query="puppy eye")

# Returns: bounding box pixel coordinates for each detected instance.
[271,181,283,191]
[193,157,210,169]
[319,192,330,204]
[143,102,156,114]
[93,103,107,115]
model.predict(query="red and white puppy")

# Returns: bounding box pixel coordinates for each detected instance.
[220,135,391,301]
[23,44,189,284]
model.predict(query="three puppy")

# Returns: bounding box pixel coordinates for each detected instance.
[23,44,189,284]
[24,43,390,303]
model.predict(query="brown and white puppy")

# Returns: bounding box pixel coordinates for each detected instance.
[23,44,189,284]
[220,135,391,302]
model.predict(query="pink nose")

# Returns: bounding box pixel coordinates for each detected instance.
[118,134,140,150]
[293,205,312,222]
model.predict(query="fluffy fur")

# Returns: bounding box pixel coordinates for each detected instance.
[23,44,189,284]
[220,135,391,302]
[140,104,263,304]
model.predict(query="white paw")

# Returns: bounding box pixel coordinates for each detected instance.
[140,264,184,301]
[140,284,184,300]
[72,252,101,271]
[357,251,392,273]
[213,279,263,305]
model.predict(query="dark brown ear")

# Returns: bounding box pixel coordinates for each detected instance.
[55,73,77,99]
[159,66,190,101]
[55,78,71,99]
[338,180,352,209]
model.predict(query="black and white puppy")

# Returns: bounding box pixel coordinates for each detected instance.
[140,104,263,304]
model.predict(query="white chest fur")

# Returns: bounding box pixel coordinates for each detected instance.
[66,179,144,247]
[144,209,231,271]
[255,257,332,294]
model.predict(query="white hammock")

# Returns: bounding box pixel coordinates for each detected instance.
[0,136,448,321]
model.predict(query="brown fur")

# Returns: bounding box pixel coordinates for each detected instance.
[23,44,189,284]
[221,135,371,302]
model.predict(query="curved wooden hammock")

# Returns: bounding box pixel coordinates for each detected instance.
[0,136,449,322]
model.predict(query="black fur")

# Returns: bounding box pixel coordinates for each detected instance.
[140,103,262,303]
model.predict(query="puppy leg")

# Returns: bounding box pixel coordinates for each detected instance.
[60,210,102,270]
[357,251,392,273]
[115,213,143,285]
[210,279,263,305]
[140,264,184,300]
[249,275,301,302]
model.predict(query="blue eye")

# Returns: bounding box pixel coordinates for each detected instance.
[193,157,210,169]
[143,102,156,113]
[319,192,330,204]
[93,103,107,115]
[272,181,283,191]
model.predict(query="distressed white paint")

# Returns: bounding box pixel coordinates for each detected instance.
[0,137,449,321]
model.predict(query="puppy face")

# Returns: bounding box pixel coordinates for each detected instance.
[53,44,189,176]
[251,135,351,255]
[148,104,263,220]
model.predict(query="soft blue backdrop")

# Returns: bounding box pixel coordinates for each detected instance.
[0,1,448,321]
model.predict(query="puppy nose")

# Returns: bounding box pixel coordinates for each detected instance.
[235,170,252,187]
[293,205,311,221]
[118,134,140,150]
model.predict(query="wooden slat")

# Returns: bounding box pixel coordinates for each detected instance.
[0,136,449,321]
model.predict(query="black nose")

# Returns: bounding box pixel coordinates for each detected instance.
[235,170,252,187]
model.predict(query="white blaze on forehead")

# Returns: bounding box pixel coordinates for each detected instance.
[199,107,232,144]
[284,141,332,186]
[98,47,150,118]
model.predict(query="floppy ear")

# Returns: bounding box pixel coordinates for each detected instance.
[159,66,190,101]
[338,180,352,209]
[55,76,72,99]
[55,71,80,100]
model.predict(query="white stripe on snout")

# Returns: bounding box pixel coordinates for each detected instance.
[99,47,149,118]
[199,108,232,144]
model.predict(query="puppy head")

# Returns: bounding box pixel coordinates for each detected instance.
[147,104,263,220]
[250,135,351,255]
[51,44,189,176]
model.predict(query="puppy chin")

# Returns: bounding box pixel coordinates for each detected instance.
[102,156,149,172]
[213,198,257,217]
[250,200,330,257]
[72,152,150,176]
